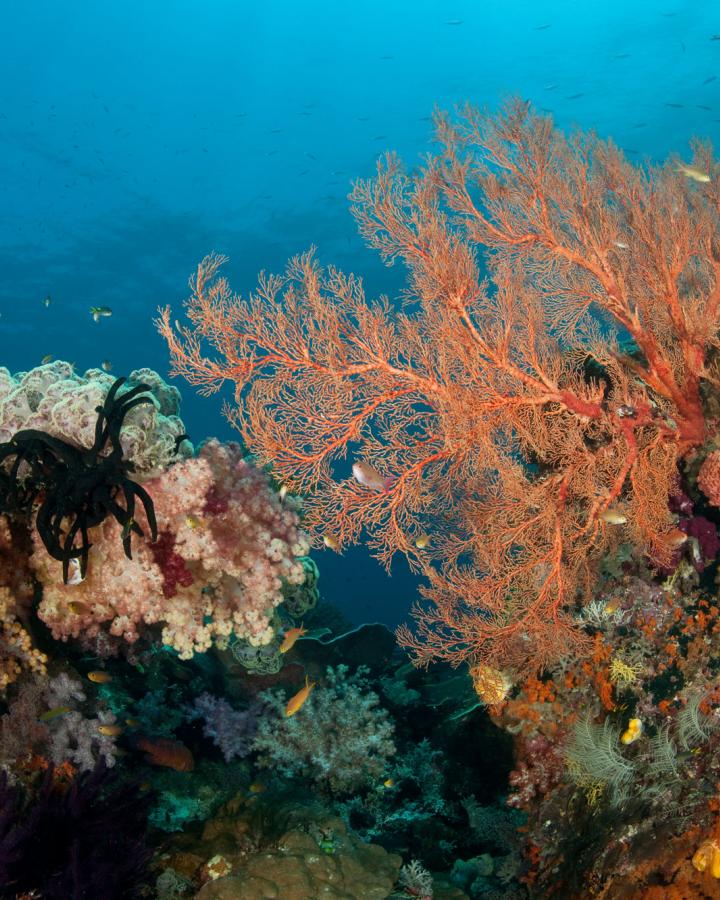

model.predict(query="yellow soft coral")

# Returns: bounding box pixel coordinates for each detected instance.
[609,656,642,686]
[0,586,47,692]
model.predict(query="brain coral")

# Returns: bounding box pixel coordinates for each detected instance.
[0,361,191,476]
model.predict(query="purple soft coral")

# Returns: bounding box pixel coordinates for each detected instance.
[190,693,260,762]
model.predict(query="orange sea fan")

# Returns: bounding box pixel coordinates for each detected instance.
[158,100,720,674]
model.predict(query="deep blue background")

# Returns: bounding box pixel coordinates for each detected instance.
[1,0,718,626]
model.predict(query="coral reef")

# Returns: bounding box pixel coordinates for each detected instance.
[12,96,720,896]
[0,673,119,776]
[1,375,160,580]
[189,693,260,762]
[193,818,401,900]
[0,761,152,898]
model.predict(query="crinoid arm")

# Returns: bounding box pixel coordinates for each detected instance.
[0,376,160,583]
[89,377,153,461]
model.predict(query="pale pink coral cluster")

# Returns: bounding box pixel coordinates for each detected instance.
[33,439,309,659]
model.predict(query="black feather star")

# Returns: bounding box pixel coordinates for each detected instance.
[0,377,159,582]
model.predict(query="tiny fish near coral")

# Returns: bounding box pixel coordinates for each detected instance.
[285,675,316,717]
[352,461,395,492]
[279,625,307,654]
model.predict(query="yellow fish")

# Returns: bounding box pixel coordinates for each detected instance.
[600,508,627,525]
[39,705,72,722]
[67,601,90,615]
[101,360,112,372]
[184,514,205,530]
[248,781,266,794]
[285,675,316,717]
[87,670,112,684]
[97,723,123,737]
[382,778,395,788]
[41,354,53,365]
[125,718,141,728]
[415,533,431,549]
[322,534,340,551]
[279,625,307,654]
[676,164,711,183]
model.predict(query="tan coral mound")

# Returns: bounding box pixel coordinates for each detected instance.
[193,817,400,900]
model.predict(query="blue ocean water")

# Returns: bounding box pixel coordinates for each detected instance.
[1,0,717,629]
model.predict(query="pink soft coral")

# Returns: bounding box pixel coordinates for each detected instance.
[33,440,309,658]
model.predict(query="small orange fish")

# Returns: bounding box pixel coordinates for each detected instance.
[67,601,90,615]
[87,670,112,684]
[664,528,689,549]
[98,723,124,737]
[322,534,340,551]
[285,675,316,717]
[279,625,307,654]
[136,736,194,772]
[415,533,431,549]
[600,508,627,525]
[352,461,395,493]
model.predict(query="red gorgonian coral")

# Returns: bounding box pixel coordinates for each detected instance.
[158,100,720,674]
